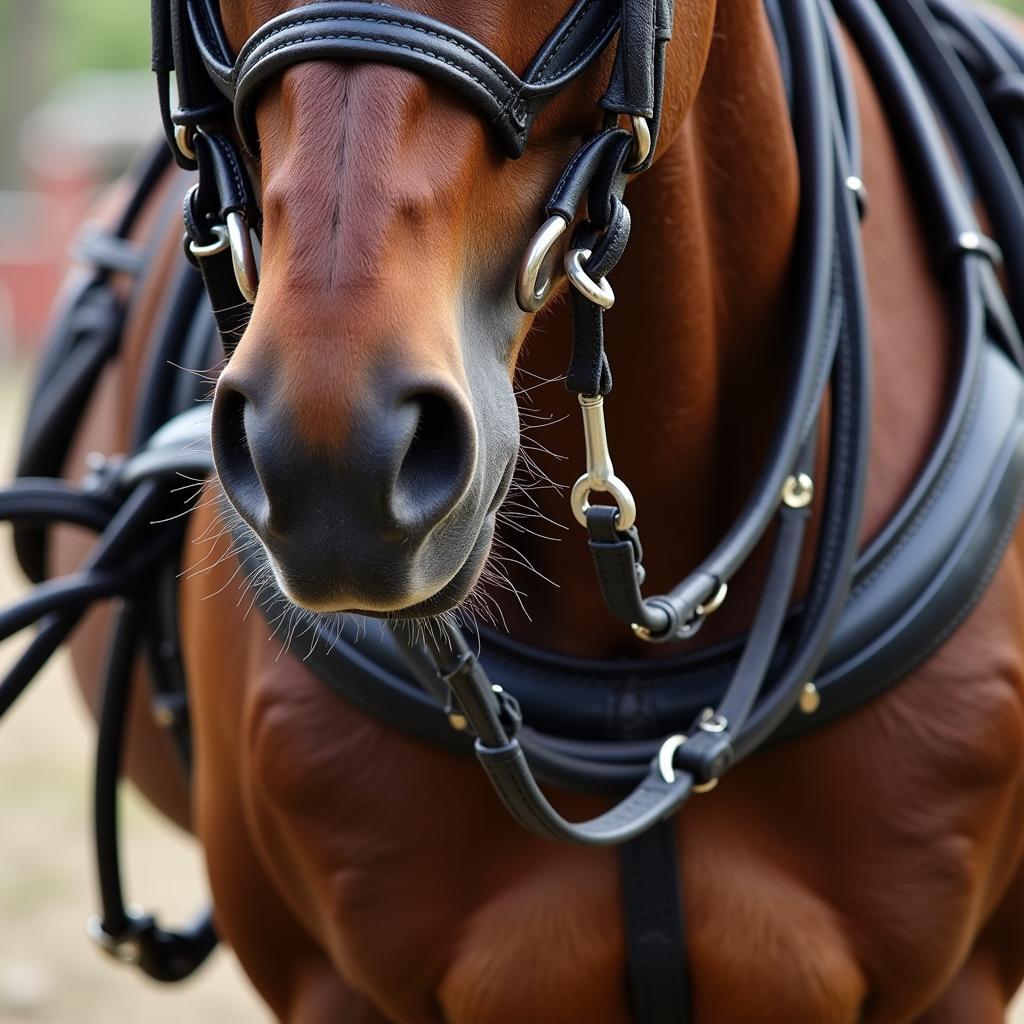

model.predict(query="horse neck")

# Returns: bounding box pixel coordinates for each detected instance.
[498,0,801,657]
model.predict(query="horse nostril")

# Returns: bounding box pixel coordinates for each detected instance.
[391,390,475,533]
[211,378,267,528]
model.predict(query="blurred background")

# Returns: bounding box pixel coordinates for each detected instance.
[3,1,1024,1022]
[0,2,265,1020]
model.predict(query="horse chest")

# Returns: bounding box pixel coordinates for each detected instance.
[237,623,1023,1024]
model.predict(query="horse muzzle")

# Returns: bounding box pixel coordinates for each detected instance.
[210,366,493,614]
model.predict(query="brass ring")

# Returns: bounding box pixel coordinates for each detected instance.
[174,124,196,161]
[696,582,728,617]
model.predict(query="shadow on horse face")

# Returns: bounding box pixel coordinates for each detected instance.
[210,38,562,615]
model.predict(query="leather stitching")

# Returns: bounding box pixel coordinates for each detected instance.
[882,461,1024,685]
[238,13,519,92]
[192,0,234,86]
[208,134,247,212]
[531,0,602,79]
[528,12,621,88]
[240,31,512,133]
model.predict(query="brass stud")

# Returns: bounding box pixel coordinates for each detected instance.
[798,682,821,714]
[781,473,814,509]
[448,713,468,731]
[152,703,177,728]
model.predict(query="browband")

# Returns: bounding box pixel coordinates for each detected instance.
[156,0,672,160]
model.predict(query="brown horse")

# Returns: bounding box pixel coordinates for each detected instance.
[45,0,1024,1019]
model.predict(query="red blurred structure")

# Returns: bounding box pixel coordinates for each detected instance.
[0,71,155,355]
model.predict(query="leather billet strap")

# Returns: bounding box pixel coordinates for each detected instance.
[579,0,857,644]
[620,820,690,1023]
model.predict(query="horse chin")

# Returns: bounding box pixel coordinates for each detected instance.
[382,519,496,620]
[267,515,496,620]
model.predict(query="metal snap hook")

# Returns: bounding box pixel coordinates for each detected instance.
[570,394,636,530]
[516,214,567,312]
[565,248,615,309]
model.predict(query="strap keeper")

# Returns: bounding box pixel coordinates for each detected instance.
[492,684,523,739]
[473,735,523,761]
[951,230,1003,266]
[671,729,734,786]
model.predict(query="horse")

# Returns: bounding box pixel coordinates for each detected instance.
[10,0,1024,1018]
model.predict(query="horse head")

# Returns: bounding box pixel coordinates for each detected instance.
[207,0,707,617]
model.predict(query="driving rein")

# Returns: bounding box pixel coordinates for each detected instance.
[4,0,1024,1019]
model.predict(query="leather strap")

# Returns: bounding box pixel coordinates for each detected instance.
[198,0,624,156]
[620,819,690,1023]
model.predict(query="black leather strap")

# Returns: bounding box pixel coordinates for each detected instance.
[428,627,697,845]
[620,819,690,1023]
[209,0,624,156]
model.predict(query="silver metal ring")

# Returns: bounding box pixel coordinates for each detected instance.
[565,248,615,309]
[625,115,652,172]
[516,215,567,312]
[226,211,259,303]
[174,124,196,161]
[697,710,728,734]
[571,472,637,531]
[658,734,686,784]
[188,224,230,259]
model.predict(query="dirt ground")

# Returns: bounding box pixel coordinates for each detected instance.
[3,355,1024,1023]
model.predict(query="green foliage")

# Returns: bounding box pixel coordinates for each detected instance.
[47,0,151,80]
